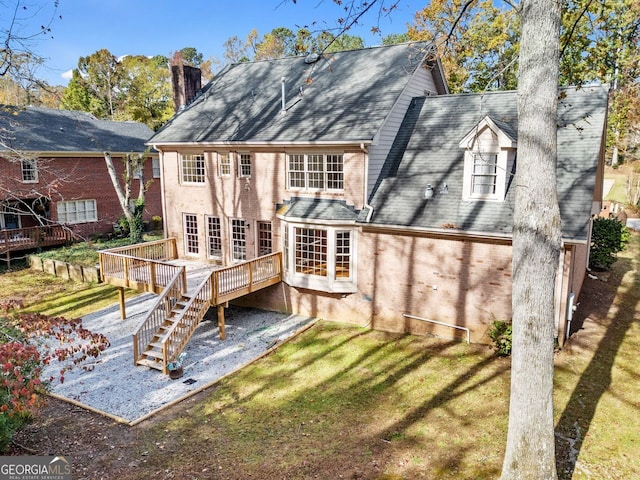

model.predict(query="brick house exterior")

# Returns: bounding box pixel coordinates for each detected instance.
[0,106,161,238]
[149,43,607,345]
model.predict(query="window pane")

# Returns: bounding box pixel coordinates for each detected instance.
[239,153,251,177]
[218,153,231,176]
[231,219,246,261]
[207,216,222,258]
[307,154,324,189]
[184,214,199,254]
[57,199,96,224]
[295,227,327,277]
[326,154,344,190]
[335,231,351,279]
[182,154,205,183]
[471,154,497,195]
[287,154,305,189]
[257,221,272,256]
[21,159,37,182]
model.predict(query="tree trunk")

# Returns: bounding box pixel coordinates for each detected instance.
[500,1,561,479]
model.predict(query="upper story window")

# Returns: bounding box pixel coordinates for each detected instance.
[21,159,38,183]
[57,199,97,224]
[471,153,498,196]
[286,153,344,192]
[238,153,251,178]
[181,153,205,183]
[218,152,231,177]
[460,116,516,202]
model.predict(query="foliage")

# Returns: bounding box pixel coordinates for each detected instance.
[0,309,109,451]
[61,47,207,129]
[0,340,45,451]
[590,217,630,270]
[488,321,512,356]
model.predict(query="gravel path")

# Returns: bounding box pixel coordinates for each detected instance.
[41,295,315,424]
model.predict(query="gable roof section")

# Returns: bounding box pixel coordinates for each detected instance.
[368,85,609,242]
[149,42,440,146]
[0,105,153,154]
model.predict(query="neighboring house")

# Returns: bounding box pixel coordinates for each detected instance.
[148,42,607,345]
[0,106,161,240]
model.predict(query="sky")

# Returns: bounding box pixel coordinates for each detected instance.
[7,0,426,86]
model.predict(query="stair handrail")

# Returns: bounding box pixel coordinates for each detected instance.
[132,265,186,364]
[160,272,213,373]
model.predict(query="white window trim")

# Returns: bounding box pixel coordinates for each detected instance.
[21,159,38,183]
[180,153,206,184]
[57,199,97,224]
[230,218,247,262]
[152,158,161,179]
[281,222,357,293]
[238,152,251,178]
[286,152,344,192]
[218,152,231,177]
[206,215,222,259]
[183,213,199,256]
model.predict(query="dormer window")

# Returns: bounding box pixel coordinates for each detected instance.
[460,116,517,202]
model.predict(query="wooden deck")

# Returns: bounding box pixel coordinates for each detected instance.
[0,225,71,255]
[98,238,283,373]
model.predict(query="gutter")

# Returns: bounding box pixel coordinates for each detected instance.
[361,222,590,246]
[146,140,375,149]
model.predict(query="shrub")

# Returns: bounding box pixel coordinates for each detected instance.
[488,321,512,356]
[0,341,46,451]
[151,215,163,230]
[590,217,630,270]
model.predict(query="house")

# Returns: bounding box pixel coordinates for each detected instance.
[147,42,607,345]
[0,106,162,242]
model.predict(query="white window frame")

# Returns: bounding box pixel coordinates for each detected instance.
[230,218,246,262]
[238,153,251,178]
[218,152,231,177]
[180,153,206,184]
[282,222,357,293]
[257,221,272,257]
[57,199,97,224]
[21,159,38,183]
[462,149,509,201]
[206,215,222,259]
[183,213,199,256]
[286,153,344,192]
[152,158,161,179]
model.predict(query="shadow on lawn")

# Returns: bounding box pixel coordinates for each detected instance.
[555,251,638,479]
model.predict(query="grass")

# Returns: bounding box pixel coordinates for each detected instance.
[0,267,138,318]
[33,232,163,267]
[129,236,640,479]
[4,234,640,479]
[604,168,629,204]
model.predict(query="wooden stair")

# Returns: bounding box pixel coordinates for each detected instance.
[136,296,191,371]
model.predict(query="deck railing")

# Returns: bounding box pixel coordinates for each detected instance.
[132,266,187,364]
[161,274,213,373]
[99,238,182,292]
[0,225,71,254]
[213,252,282,305]
[101,237,177,260]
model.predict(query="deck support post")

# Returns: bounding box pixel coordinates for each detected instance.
[217,303,226,340]
[118,287,126,319]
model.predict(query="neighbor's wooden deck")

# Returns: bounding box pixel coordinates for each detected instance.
[0,225,71,255]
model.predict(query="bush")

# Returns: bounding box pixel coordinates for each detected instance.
[590,217,630,270]
[0,341,46,451]
[488,321,512,356]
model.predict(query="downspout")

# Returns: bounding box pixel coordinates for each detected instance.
[361,142,374,222]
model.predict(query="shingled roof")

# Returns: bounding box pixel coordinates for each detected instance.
[367,85,608,242]
[0,105,153,154]
[149,42,444,145]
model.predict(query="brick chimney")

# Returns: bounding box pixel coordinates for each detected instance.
[171,64,202,112]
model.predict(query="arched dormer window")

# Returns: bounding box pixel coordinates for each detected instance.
[459,116,517,202]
